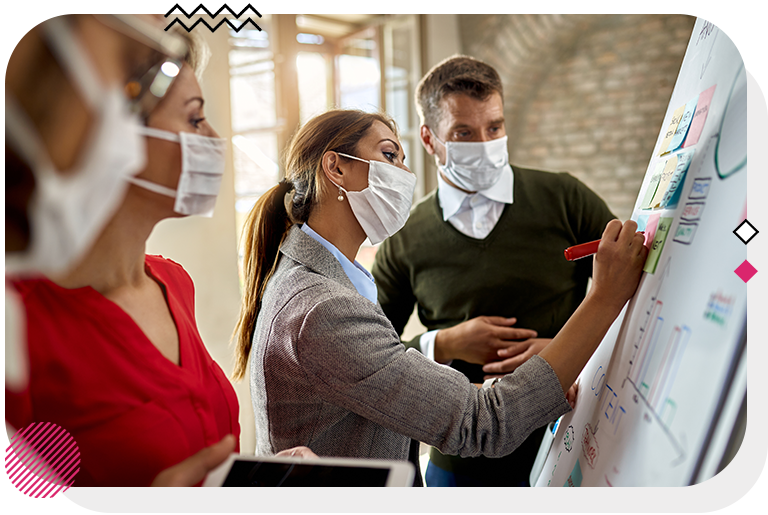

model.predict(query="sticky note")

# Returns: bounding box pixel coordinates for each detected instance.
[644,212,661,248]
[683,85,716,148]
[660,149,695,209]
[636,214,650,232]
[667,97,698,153]
[640,161,665,209]
[564,460,583,487]
[658,105,686,156]
[650,156,679,208]
[644,217,673,273]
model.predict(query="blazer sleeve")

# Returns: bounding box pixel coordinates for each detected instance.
[296,291,571,458]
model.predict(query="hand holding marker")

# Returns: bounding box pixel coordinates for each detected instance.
[564,231,645,261]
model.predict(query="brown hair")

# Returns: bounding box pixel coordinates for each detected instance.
[167,26,210,80]
[415,55,504,131]
[232,109,398,380]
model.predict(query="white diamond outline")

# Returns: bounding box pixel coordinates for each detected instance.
[733,219,759,244]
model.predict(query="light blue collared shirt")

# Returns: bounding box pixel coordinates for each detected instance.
[300,223,378,304]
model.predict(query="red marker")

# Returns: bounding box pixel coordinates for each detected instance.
[564,232,645,261]
[563,240,601,261]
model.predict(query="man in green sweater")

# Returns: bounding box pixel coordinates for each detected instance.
[371,55,616,487]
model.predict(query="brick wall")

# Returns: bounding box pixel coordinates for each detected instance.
[459,14,696,220]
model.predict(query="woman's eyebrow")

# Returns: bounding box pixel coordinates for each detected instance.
[379,138,399,151]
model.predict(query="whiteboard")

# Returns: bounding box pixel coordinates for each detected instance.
[534,18,748,487]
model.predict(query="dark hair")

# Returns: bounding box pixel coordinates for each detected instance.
[232,109,398,380]
[415,55,504,131]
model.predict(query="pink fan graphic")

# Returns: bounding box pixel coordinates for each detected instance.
[6,422,80,497]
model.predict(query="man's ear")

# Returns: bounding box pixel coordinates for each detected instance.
[420,125,437,156]
[321,150,344,188]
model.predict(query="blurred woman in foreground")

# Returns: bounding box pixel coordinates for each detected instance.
[10,34,313,487]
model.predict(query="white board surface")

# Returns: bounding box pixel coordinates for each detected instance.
[535,17,748,487]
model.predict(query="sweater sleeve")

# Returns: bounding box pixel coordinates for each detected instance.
[296,292,571,458]
[561,172,617,243]
[371,236,423,352]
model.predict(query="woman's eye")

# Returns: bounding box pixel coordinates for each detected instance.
[191,117,206,129]
[383,151,397,163]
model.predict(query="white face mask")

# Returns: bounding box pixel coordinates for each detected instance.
[5,18,147,276]
[432,132,509,192]
[332,153,417,245]
[126,126,227,217]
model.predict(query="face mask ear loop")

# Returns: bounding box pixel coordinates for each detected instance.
[125,176,178,197]
[337,152,369,165]
[327,152,364,201]
[137,126,181,143]
[429,129,447,148]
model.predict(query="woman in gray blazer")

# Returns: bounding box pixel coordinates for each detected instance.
[233,109,647,483]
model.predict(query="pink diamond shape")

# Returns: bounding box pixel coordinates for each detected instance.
[734,260,758,283]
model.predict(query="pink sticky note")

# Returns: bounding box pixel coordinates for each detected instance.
[683,85,716,148]
[644,213,661,248]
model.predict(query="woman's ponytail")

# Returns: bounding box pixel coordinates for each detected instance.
[232,179,293,380]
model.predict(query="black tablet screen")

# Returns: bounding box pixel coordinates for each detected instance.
[221,460,390,487]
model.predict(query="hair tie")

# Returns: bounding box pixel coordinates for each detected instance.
[277,178,294,193]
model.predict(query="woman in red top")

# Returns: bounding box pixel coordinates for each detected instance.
[9,37,312,486]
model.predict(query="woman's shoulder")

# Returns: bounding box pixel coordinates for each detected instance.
[266,258,375,322]
[145,254,192,280]
[8,276,48,299]
[145,254,195,295]
[145,254,186,273]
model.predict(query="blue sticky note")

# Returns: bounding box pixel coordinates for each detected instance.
[564,459,583,487]
[636,214,650,232]
[661,149,695,209]
[667,96,698,152]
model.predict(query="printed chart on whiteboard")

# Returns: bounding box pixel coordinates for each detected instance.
[534,18,748,487]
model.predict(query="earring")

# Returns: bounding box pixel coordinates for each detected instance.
[337,186,344,202]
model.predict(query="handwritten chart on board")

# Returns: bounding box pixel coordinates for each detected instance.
[535,18,747,487]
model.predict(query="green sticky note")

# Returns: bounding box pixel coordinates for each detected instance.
[640,161,665,209]
[644,217,673,273]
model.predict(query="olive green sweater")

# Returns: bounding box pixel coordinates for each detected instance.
[372,165,615,484]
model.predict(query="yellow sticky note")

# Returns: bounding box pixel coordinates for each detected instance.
[650,156,678,208]
[658,105,686,156]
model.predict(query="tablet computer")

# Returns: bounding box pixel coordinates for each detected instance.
[203,454,415,487]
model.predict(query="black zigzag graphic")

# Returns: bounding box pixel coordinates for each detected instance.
[163,3,262,18]
[165,16,262,33]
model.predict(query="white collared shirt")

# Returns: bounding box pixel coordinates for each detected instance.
[420,165,515,363]
[436,164,515,239]
[300,223,378,305]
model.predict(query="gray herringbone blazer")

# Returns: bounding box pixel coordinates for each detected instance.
[250,225,571,462]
